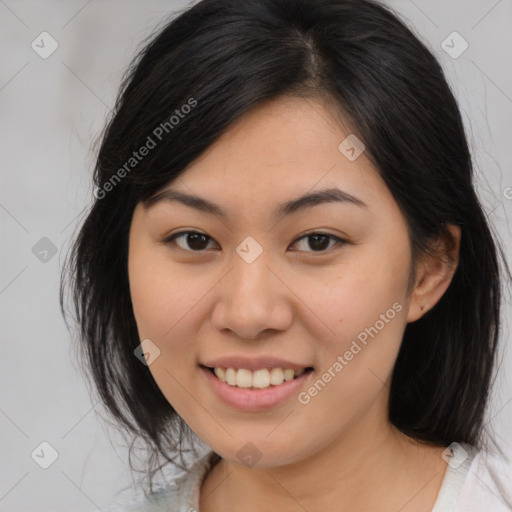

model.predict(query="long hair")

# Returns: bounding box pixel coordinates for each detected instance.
[60,0,510,493]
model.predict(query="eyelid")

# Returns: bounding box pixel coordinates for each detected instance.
[161,229,348,253]
[162,230,218,251]
[291,232,346,252]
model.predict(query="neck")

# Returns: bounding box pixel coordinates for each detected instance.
[200,395,448,511]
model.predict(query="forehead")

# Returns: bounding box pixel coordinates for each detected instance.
[175,96,384,194]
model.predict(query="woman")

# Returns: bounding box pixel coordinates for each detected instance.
[61,0,512,510]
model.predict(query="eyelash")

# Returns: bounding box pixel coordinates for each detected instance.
[161,230,347,254]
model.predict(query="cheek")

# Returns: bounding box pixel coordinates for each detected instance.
[128,244,210,412]
[295,265,406,429]
[305,261,406,346]
[297,241,410,398]
[128,241,207,346]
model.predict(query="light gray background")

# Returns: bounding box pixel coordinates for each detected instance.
[1,1,511,510]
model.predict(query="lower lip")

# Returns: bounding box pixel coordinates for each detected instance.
[200,366,313,411]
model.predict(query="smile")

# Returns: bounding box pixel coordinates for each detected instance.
[200,365,315,411]
[208,366,312,389]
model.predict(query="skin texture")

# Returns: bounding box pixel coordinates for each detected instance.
[128,95,461,511]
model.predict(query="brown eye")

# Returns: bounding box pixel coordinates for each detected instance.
[291,233,346,253]
[162,230,346,254]
[163,231,217,251]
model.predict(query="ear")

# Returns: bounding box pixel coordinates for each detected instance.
[407,224,461,323]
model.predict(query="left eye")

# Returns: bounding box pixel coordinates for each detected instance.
[163,231,345,253]
[292,233,344,252]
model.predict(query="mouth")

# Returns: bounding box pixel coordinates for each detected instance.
[200,364,315,390]
[199,363,315,411]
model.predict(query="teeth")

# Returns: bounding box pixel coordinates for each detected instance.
[236,369,253,388]
[269,368,283,386]
[213,367,308,389]
[283,368,295,382]
[214,367,226,382]
[225,368,237,386]
[253,369,270,388]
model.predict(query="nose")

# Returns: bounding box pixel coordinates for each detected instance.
[210,247,293,340]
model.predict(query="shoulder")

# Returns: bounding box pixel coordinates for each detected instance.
[100,484,181,512]
[456,444,512,511]
[434,442,512,512]
[100,450,220,512]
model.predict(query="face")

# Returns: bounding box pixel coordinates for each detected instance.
[128,95,417,469]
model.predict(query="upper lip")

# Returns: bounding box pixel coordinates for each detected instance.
[201,356,313,372]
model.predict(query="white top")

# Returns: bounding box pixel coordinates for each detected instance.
[102,443,512,511]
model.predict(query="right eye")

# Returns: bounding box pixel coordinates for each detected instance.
[162,230,219,252]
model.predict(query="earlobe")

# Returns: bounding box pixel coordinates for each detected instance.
[406,224,461,323]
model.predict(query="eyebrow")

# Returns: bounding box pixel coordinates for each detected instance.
[144,187,367,218]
